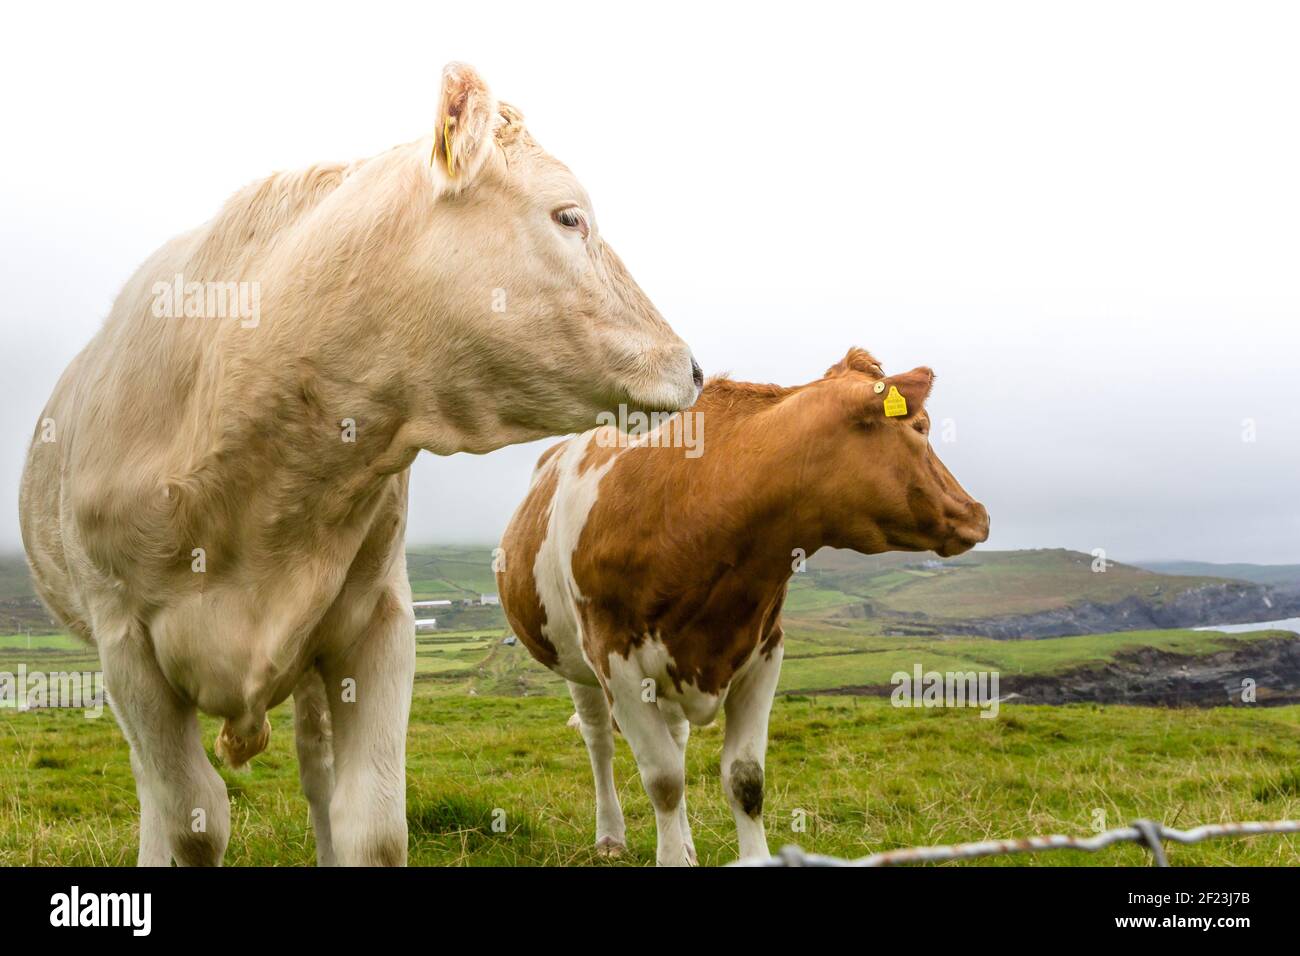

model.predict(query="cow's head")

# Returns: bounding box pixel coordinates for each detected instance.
[813,348,989,557]
[405,63,700,450]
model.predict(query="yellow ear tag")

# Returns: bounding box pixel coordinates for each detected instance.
[438,115,456,177]
[883,385,908,417]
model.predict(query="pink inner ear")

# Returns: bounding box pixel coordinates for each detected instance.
[899,367,935,402]
[434,67,497,186]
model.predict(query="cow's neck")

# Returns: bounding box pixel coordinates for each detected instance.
[677,402,832,603]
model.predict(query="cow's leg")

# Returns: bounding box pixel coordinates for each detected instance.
[102,627,230,866]
[320,592,414,866]
[608,679,691,866]
[130,750,170,867]
[293,668,336,866]
[567,680,626,857]
[658,700,697,864]
[721,644,784,862]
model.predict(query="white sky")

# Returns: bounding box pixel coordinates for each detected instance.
[2,0,1298,562]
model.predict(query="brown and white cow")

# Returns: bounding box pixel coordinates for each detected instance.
[497,348,989,865]
[19,63,699,867]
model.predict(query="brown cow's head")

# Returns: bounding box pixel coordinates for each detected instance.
[813,348,989,558]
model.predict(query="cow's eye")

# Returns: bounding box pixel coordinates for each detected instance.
[552,206,589,237]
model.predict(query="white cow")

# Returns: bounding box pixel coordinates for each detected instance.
[19,63,700,866]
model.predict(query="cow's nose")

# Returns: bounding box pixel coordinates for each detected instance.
[965,503,991,543]
[690,357,704,389]
[943,500,989,554]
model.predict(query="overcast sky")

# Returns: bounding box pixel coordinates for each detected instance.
[2,1,1298,563]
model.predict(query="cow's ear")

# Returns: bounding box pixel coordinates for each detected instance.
[825,347,884,379]
[432,62,498,190]
[860,366,934,420]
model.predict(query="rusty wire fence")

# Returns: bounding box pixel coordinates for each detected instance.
[736,818,1300,867]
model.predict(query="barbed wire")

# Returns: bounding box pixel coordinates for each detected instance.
[736,819,1300,867]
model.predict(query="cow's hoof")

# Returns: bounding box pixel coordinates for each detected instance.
[595,837,625,859]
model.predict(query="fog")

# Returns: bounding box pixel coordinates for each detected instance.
[2,1,1298,562]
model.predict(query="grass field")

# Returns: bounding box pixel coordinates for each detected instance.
[3,688,1298,866]
[780,626,1293,691]
[2,546,1296,866]
[3,627,1299,866]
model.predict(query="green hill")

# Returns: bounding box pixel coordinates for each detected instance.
[406,544,500,600]
[793,548,1252,626]
[5,547,1300,740]
[6,545,1294,639]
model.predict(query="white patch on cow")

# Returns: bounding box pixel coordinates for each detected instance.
[609,633,726,726]
[720,641,782,861]
[604,649,694,865]
[530,431,624,684]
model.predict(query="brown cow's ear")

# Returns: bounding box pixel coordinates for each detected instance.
[860,366,934,420]
[432,62,498,191]
[825,347,884,379]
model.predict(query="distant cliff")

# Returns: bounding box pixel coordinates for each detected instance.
[1001,635,1300,707]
